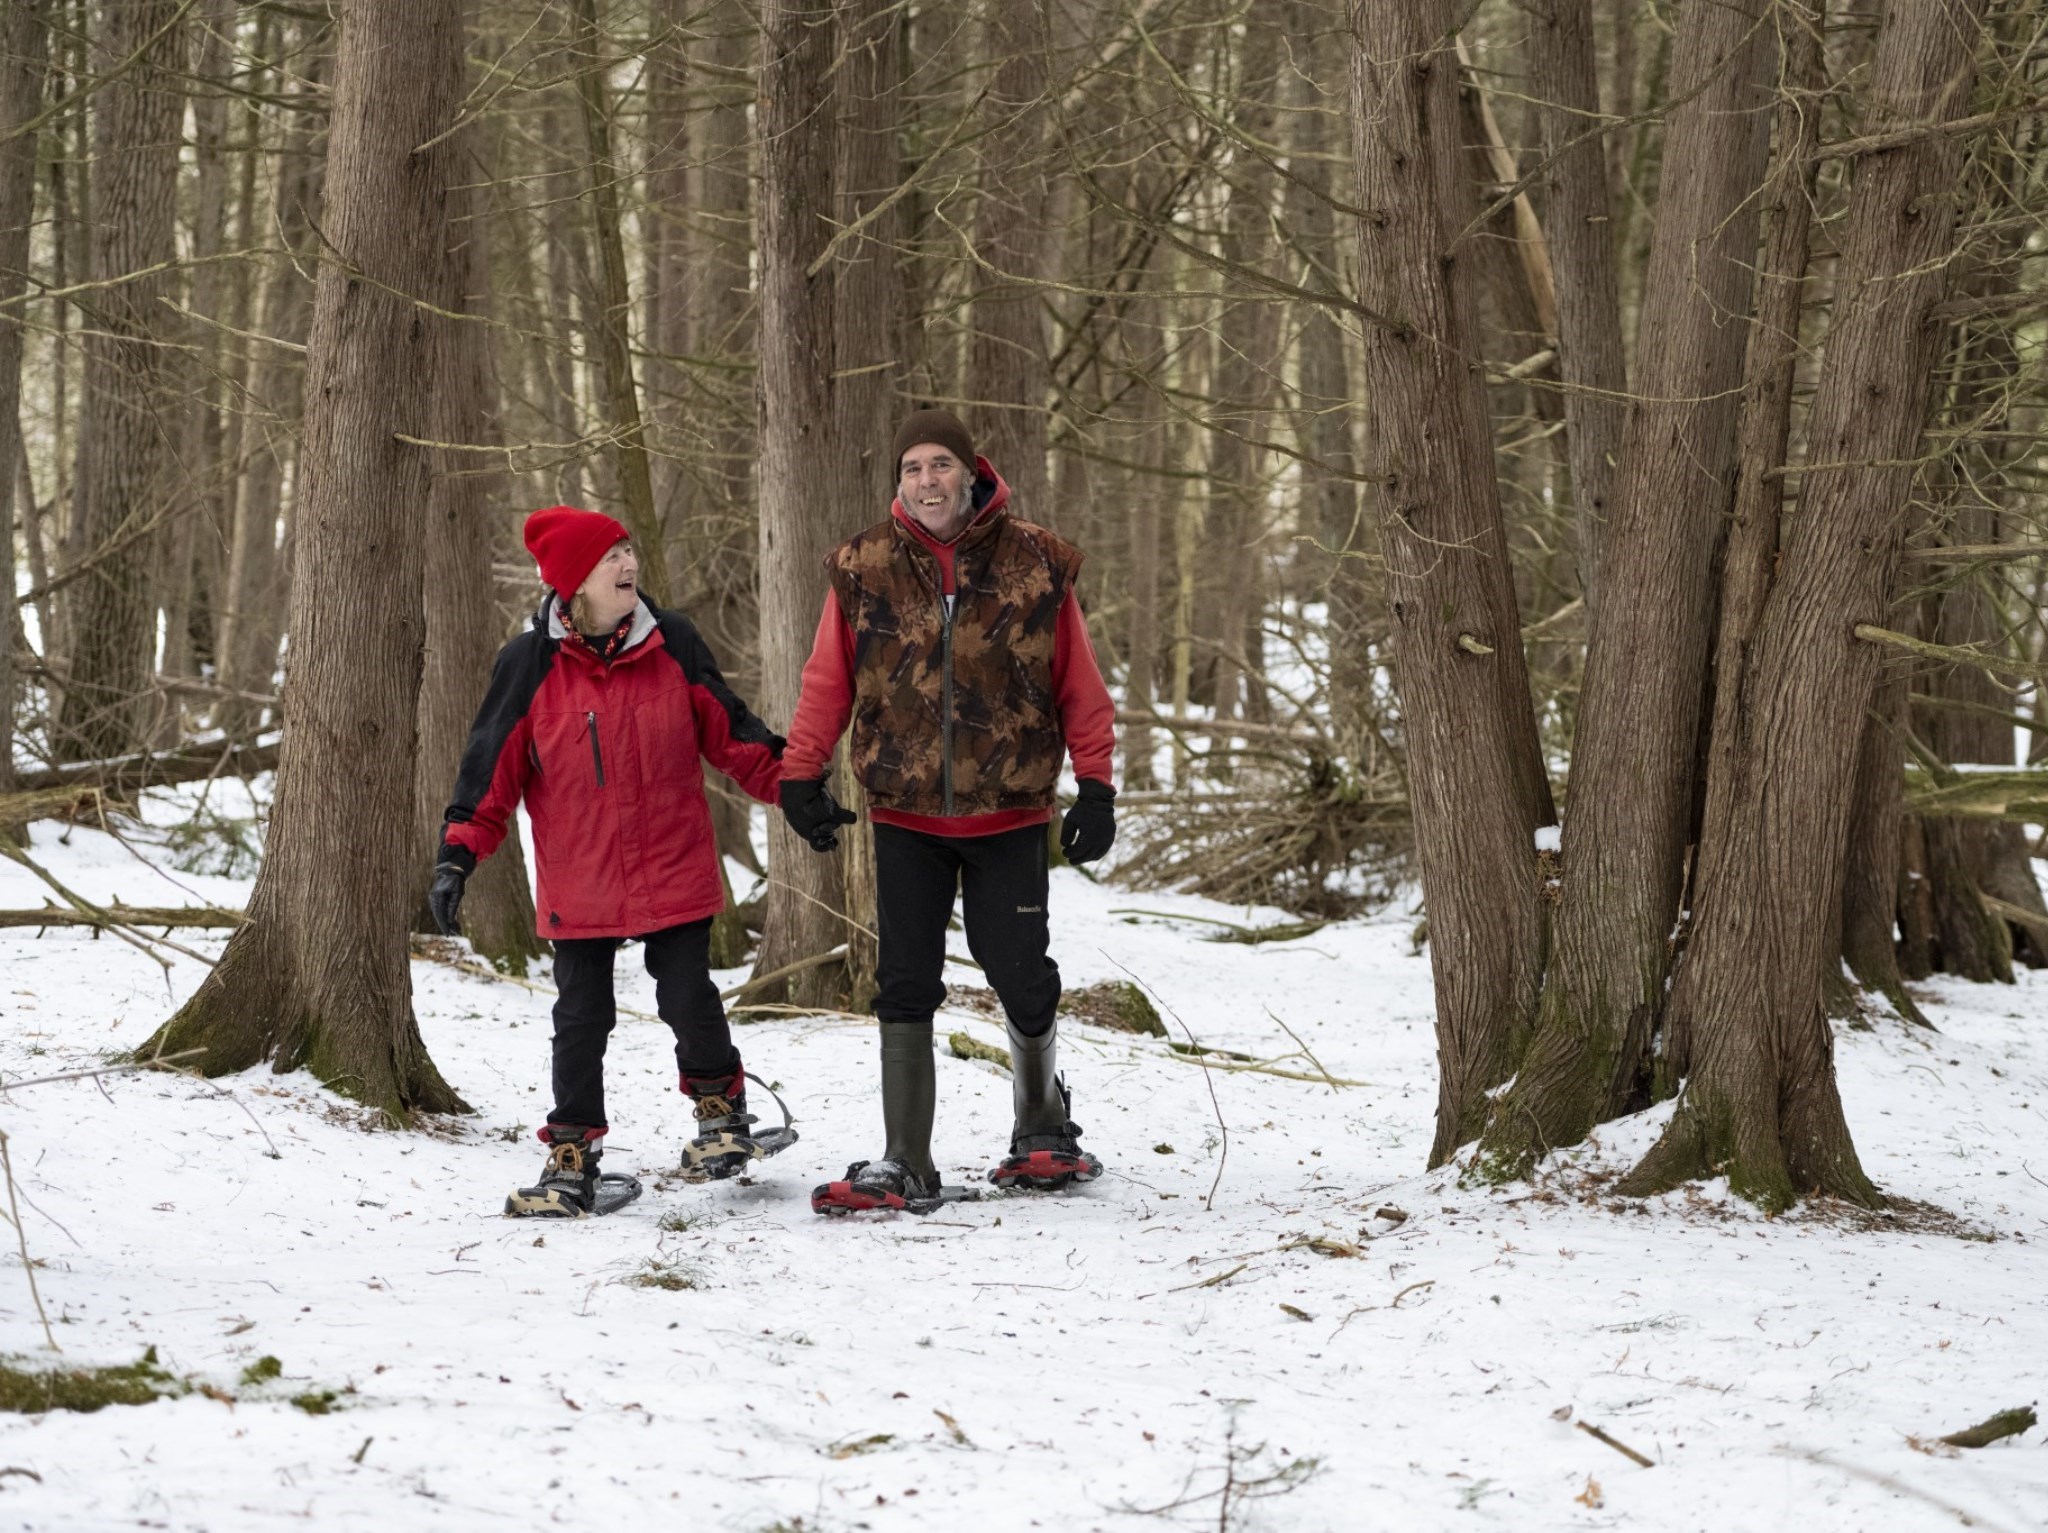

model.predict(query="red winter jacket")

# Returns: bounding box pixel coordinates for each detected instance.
[442,599,783,939]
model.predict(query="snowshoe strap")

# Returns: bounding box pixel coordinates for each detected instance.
[743,1072,796,1140]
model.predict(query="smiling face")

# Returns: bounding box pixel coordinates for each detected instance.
[898,445,974,541]
[571,539,639,632]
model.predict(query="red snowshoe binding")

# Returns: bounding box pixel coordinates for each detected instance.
[989,1021,1103,1191]
[813,1021,976,1216]
[811,1158,946,1217]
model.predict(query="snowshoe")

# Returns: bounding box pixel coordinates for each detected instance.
[505,1127,643,1219]
[989,1138,1103,1191]
[678,1066,799,1180]
[990,1021,1104,1192]
[811,1159,978,1217]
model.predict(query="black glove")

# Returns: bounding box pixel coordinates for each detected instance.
[1060,779,1116,866]
[428,844,476,935]
[780,778,858,852]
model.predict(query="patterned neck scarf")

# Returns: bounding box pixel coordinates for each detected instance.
[569,610,636,663]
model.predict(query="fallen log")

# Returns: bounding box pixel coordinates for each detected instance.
[0,905,245,931]
[15,740,280,795]
[0,786,113,834]
[1938,1405,2036,1449]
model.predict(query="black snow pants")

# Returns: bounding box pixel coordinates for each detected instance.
[873,821,1060,1038]
[547,917,737,1131]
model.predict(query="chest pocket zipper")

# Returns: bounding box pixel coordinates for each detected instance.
[586,711,606,786]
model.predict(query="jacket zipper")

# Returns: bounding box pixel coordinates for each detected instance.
[586,711,605,786]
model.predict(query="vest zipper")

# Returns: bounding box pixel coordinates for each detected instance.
[586,711,605,786]
[940,597,955,816]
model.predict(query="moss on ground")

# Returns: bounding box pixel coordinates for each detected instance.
[1058,980,1165,1036]
[0,1348,185,1413]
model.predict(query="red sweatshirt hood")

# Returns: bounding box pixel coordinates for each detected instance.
[891,457,1010,552]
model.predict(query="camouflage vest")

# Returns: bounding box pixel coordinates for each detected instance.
[825,508,1082,816]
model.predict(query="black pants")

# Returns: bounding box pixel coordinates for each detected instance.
[874,821,1059,1037]
[548,918,736,1131]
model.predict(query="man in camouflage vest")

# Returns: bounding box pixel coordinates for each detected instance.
[780,408,1119,1215]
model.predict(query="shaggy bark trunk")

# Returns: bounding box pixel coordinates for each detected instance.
[0,0,50,803]
[1661,2,1827,1079]
[1528,0,1627,608]
[1476,0,1775,1179]
[569,0,668,602]
[1840,666,1928,1024]
[412,122,544,975]
[216,37,327,740]
[1916,623,2018,985]
[829,0,904,1010]
[1350,0,1554,1167]
[1623,0,1988,1212]
[686,0,763,887]
[148,0,470,1120]
[1283,2,1364,757]
[1204,24,1284,724]
[643,0,690,533]
[968,0,1054,524]
[55,0,187,761]
[156,0,236,703]
[752,0,852,1008]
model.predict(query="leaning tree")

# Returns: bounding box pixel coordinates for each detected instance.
[147,0,469,1119]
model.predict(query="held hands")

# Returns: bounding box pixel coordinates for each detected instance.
[428,845,476,936]
[1060,779,1116,866]
[780,778,858,852]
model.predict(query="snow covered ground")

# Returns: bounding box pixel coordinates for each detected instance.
[0,791,2044,1532]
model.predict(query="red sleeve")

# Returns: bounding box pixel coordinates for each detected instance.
[444,712,532,863]
[781,590,857,781]
[1053,589,1116,786]
[691,682,783,804]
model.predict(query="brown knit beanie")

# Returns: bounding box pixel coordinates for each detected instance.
[891,408,975,480]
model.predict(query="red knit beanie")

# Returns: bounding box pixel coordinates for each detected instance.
[523,506,631,597]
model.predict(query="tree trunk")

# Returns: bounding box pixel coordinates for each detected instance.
[1623,0,1989,1212]
[156,0,237,705]
[968,0,1054,524]
[830,0,905,1010]
[643,0,690,533]
[216,36,327,740]
[752,0,852,1008]
[148,0,470,1120]
[55,0,188,761]
[1661,1,1828,1079]
[684,0,764,885]
[1204,23,1284,724]
[1476,0,1775,1179]
[1528,0,1627,608]
[1840,665,1928,1024]
[0,0,50,805]
[1350,0,1554,1167]
[412,120,544,976]
[1284,2,1365,757]
[569,0,668,603]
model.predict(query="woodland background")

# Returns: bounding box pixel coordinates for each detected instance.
[0,0,2042,1208]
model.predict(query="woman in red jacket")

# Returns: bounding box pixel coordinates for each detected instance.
[429,506,786,1217]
